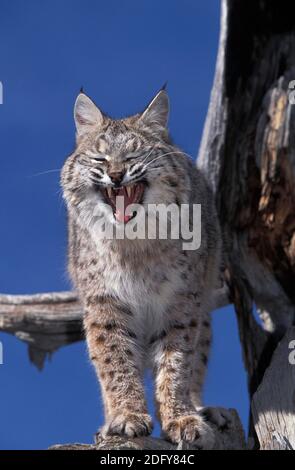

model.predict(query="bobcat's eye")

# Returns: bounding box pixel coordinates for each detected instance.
[92,156,107,163]
[86,152,107,163]
[83,149,108,163]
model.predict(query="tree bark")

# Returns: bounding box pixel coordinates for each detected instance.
[198,0,295,449]
[252,327,295,450]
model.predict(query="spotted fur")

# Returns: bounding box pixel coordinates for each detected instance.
[61,89,223,447]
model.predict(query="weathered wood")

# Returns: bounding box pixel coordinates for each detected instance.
[203,0,295,350]
[198,0,295,446]
[199,0,295,369]
[51,437,175,451]
[252,327,295,450]
[50,408,246,451]
[0,291,83,369]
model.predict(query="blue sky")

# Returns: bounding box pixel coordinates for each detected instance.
[0,0,248,449]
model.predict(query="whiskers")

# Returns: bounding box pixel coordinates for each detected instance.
[28,168,61,178]
[143,150,188,170]
[128,149,190,181]
[140,146,157,165]
[146,166,164,171]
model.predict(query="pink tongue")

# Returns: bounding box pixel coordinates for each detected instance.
[114,210,132,223]
[114,187,134,223]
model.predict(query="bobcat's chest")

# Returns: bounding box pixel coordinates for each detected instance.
[102,254,184,335]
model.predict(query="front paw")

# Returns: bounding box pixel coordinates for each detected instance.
[163,414,215,449]
[101,412,153,438]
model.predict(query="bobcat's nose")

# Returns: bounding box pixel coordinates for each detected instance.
[109,171,124,186]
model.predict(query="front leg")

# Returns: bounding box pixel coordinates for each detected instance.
[151,294,215,449]
[84,295,153,438]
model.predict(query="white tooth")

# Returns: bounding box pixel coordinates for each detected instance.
[107,188,113,198]
[126,186,132,197]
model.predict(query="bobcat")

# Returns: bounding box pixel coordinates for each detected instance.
[61,89,229,448]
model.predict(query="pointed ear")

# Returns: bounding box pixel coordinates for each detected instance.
[140,89,169,128]
[74,93,103,135]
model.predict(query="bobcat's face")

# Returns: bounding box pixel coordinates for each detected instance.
[61,90,189,231]
[73,126,156,225]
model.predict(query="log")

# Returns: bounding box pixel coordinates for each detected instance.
[0,292,83,369]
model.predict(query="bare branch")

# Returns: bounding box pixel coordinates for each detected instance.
[0,291,83,369]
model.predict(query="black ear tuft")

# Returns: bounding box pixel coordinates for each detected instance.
[80,86,84,93]
[140,89,169,129]
[161,81,168,91]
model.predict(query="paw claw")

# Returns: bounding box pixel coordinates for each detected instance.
[163,414,215,449]
[101,412,153,438]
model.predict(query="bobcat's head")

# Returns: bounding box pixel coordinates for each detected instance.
[61,89,189,233]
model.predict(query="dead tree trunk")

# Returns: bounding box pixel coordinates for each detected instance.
[1,0,295,450]
[198,0,295,450]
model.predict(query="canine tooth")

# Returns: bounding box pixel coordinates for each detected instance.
[126,186,132,197]
[107,188,113,198]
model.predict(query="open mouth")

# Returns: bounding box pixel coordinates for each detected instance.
[102,182,145,223]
